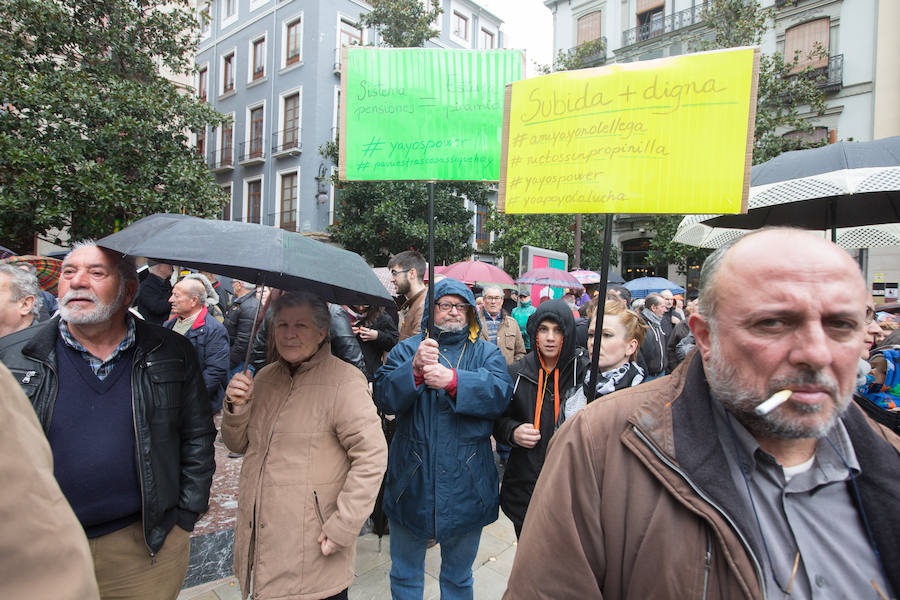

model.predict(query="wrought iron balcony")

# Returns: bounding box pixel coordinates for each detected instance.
[565,37,607,67]
[239,139,266,164]
[816,54,843,92]
[271,129,302,157]
[622,2,708,47]
[209,147,234,172]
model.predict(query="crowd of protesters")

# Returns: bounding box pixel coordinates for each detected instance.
[2,228,900,599]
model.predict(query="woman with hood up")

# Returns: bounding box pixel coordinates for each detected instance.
[494,299,590,537]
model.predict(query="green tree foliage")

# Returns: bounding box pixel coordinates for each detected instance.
[358,0,442,48]
[0,0,227,253]
[328,0,481,266]
[647,0,828,272]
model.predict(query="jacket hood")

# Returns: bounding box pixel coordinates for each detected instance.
[421,277,479,342]
[526,299,577,368]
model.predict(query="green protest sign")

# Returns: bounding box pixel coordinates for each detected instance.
[340,47,524,182]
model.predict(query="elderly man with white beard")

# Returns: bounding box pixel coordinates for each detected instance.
[0,242,215,600]
[503,228,900,600]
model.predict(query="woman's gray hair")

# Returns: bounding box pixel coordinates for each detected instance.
[183,272,218,306]
[0,264,42,318]
[271,291,331,337]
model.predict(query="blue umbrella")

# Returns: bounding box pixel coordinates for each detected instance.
[623,277,685,299]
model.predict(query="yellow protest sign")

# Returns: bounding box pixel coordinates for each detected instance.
[499,47,759,214]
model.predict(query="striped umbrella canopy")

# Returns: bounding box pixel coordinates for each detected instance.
[1,255,62,295]
[515,267,584,291]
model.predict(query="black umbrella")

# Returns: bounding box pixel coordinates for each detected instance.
[97,214,392,307]
[704,136,900,232]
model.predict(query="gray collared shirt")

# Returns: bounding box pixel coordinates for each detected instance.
[711,398,891,599]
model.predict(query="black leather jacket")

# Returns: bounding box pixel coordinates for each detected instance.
[0,317,216,554]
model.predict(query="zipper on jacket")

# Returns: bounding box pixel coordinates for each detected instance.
[133,339,164,557]
[19,370,36,384]
[313,490,326,526]
[703,526,712,600]
[631,426,767,599]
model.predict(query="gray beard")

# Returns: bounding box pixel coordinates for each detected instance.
[439,321,468,333]
[705,334,849,439]
[59,282,126,325]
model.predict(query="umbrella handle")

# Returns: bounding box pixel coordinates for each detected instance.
[242,280,268,372]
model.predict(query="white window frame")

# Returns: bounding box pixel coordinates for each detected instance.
[336,13,365,47]
[479,23,498,49]
[196,61,210,101]
[277,85,303,144]
[198,1,212,40]
[221,0,238,28]
[244,100,267,160]
[332,85,340,141]
[221,183,233,220]
[218,112,235,163]
[192,125,208,158]
[220,47,236,96]
[247,33,267,84]
[450,4,472,46]
[281,11,304,71]
[277,168,300,230]
[249,0,269,12]
[243,176,265,224]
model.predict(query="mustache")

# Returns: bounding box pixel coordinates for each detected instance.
[60,290,99,306]
[766,371,839,400]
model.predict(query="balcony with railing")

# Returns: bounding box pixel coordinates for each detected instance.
[209,147,234,172]
[622,3,708,47]
[813,54,843,93]
[565,37,607,68]
[239,139,266,165]
[272,129,302,157]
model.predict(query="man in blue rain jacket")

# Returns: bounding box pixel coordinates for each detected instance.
[375,277,512,600]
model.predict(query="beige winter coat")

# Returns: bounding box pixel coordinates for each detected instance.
[478,311,526,365]
[222,342,387,600]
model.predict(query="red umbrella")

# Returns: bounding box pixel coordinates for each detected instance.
[1,255,62,295]
[441,261,514,286]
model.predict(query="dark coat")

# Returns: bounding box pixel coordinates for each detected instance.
[0,317,216,553]
[494,300,589,533]
[135,273,172,325]
[638,310,667,377]
[667,319,692,372]
[352,310,399,381]
[224,291,259,369]
[164,306,230,411]
[374,278,512,539]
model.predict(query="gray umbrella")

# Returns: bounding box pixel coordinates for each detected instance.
[97,214,392,306]
[703,136,900,232]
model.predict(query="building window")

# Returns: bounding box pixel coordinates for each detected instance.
[198,67,208,102]
[196,128,206,158]
[340,18,362,47]
[223,0,236,21]
[621,237,663,281]
[281,92,300,149]
[223,52,234,93]
[246,180,262,224]
[285,17,302,66]
[280,172,297,231]
[577,11,602,44]
[249,106,264,158]
[784,18,829,73]
[783,127,828,145]
[479,28,495,49]
[475,205,489,247]
[252,38,266,80]
[452,12,468,41]
[221,121,233,165]
[199,2,211,37]
[222,185,232,221]
[636,0,664,42]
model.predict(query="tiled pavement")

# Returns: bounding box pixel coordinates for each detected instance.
[178,512,518,600]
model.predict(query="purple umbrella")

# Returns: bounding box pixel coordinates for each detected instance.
[515,268,584,291]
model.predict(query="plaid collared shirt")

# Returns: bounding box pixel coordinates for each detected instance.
[58,316,137,381]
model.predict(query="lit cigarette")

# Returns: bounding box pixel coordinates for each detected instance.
[755,389,792,416]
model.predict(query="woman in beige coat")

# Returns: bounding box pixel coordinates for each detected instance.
[222,291,388,600]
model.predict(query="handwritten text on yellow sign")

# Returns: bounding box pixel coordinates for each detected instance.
[500,47,758,214]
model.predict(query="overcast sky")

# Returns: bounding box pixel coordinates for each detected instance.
[478,0,554,76]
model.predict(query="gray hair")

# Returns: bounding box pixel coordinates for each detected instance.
[0,264,42,318]
[271,291,330,335]
[183,272,217,306]
[67,240,138,286]
[177,276,208,306]
[482,285,504,298]
[235,279,257,291]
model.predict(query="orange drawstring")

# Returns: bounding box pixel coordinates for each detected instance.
[533,353,560,431]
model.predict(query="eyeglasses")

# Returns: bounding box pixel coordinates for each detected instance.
[436,301,468,313]
[390,268,410,277]
[865,307,876,324]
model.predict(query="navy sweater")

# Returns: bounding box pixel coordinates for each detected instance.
[49,339,142,537]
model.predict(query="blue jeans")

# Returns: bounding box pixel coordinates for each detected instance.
[388,520,482,600]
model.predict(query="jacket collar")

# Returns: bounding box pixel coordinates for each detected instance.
[23,315,165,363]
[190,305,209,330]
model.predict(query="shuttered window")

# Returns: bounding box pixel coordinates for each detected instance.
[577,11,602,44]
[784,18,829,73]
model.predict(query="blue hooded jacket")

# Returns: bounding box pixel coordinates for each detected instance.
[374,277,513,539]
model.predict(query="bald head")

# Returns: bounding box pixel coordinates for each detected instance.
[697,228,865,328]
